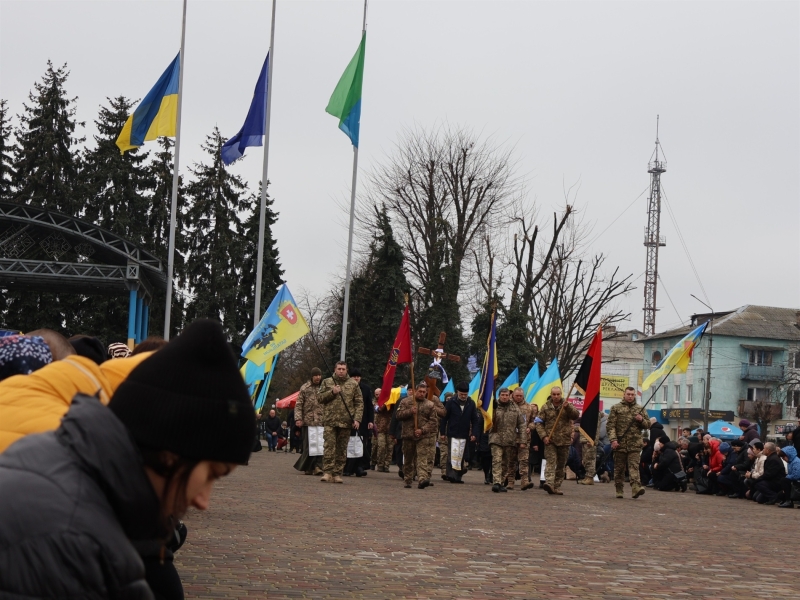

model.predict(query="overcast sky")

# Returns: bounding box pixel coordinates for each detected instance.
[1,0,798,335]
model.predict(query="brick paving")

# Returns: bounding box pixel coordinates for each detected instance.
[176,450,798,599]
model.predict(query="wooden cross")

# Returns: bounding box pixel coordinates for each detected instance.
[418,332,461,400]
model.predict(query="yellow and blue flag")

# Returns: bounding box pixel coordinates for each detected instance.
[529,358,562,408]
[642,322,708,390]
[242,284,309,367]
[477,310,499,431]
[440,379,455,399]
[116,54,180,154]
[253,354,277,411]
[521,362,540,403]
[383,385,408,409]
[497,368,520,395]
[468,371,481,402]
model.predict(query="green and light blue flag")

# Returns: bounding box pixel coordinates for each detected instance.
[325,32,366,147]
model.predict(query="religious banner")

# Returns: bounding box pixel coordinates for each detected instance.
[600,375,629,399]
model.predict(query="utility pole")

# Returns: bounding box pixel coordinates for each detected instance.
[692,294,714,431]
[643,116,667,336]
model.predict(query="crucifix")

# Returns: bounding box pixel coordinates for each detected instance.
[418,332,461,401]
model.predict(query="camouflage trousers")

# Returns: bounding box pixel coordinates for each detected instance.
[510,445,529,486]
[439,439,449,475]
[543,444,570,490]
[582,441,597,478]
[613,449,642,491]
[322,426,351,477]
[376,433,393,471]
[490,444,516,486]
[402,436,435,485]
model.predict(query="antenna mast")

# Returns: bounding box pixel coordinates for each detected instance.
[643,116,666,336]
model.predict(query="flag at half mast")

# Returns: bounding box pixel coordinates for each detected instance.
[325,32,366,147]
[221,53,269,165]
[116,54,180,153]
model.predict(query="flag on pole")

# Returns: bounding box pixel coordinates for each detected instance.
[642,322,708,390]
[468,371,482,402]
[242,284,309,367]
[221,53,269,165]
[116,54,180,153]
[383,385,408,409]
[377,305,412,407]
[573,327,602,441]
[521,362,540,403]
[477,310,499,431]
[325,32,366,147]
[440,379,455,399]
[253,354,277,411]
[497,368,520,395]
[529,358,562,408]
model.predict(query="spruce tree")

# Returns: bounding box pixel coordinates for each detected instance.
[0,100,15,201]
[497,298,538,379]
[238,184,284,334]
[12,62,84,215]
[183,127,249,340]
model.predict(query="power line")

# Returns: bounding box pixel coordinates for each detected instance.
[587,184,650,248]
[661,184,710,306]
[657,273,684,325]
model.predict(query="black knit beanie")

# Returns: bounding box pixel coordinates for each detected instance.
[109,319,255,465]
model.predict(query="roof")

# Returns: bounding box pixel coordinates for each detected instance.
[642,305,800,343]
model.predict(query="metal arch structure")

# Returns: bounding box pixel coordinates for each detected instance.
[0,202,167,348]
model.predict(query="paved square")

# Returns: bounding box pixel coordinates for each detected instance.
[176,451,798,599]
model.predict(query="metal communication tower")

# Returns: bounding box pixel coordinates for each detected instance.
[643,117,667,336]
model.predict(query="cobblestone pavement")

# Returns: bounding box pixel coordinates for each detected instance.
[176,450,798,599]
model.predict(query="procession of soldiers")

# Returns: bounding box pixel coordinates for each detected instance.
[287,359,652,499]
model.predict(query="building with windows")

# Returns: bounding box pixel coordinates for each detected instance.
[640,305,800,439]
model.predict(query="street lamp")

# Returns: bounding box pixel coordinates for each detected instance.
[691,295,714,431]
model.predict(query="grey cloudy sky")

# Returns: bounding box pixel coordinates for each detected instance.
[1,0,798,335]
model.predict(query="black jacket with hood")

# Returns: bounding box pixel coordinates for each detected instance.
[0,395,168,599]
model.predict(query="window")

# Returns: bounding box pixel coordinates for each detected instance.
[662,386,668,406]
[788,390,800,410]
[749,350,773,366]
[747,387,770,401]
[686,384,693,404]
[791,352,800,369]
[631,333,639,341]
[651,351,662,365]
[673,384,681,405]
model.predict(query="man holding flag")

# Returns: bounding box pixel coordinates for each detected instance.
[573,327,603,486]
[535,386,580,495]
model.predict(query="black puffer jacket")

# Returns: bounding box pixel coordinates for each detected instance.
[657,441,683,474]
[0,395,165,599]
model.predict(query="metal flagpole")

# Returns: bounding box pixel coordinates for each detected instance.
[339,0,368,362]
[254,0,278,327]
[163,0,188,340]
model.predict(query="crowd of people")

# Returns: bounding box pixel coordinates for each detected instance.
[279,365,800,509]
[1,329,798,599]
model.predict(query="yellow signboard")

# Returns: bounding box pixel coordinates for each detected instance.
[600,375,629,399]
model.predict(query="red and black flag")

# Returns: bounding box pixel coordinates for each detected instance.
[376,305,412,408]
[574,326,602,441]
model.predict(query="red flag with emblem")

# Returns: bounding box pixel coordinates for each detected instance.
[377,306,412,407]
[574,326,602,441]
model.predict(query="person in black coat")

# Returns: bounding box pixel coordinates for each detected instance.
[653,440,686,491]
[263,409,282,451]
[756,442,786,504]
[727,439,752,498]
[439,382,482,483]
[0,319,255,600]
[343,369,375,476]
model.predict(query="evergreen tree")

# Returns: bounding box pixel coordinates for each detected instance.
[328,206,411,386]
[238,184,284,334]
[12,62,84,215]
[497,298,538,379]
[183,127,249,340]
[0,100,15,201]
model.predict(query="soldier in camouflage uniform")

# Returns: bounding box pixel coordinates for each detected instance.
[395,382,446,489]
[317,361,363,483]
[509,388,534,490]
[374,389,395,472]
[489,388,526,493]
[578,427,598,485]
[535,386,580,495]
[607,386,651,499]
[293,367,324,475]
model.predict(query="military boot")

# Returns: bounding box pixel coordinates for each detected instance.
[320,474,332,483]
[615,486,624,499]
[578,477,594,485]
[333,476,344,483]
[632,485,645,499]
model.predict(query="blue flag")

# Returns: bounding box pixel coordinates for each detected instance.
[221,54,269,165]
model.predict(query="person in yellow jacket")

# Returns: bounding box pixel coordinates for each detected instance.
[0,351,152,453]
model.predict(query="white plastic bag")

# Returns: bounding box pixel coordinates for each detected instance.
[307,426,325,457]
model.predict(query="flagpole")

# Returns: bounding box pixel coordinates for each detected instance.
[254,0,278,327]
[339,0,368,362]
[163,0,188,340]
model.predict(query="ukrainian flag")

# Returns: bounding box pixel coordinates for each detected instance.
[521,362,540,403]
[528,358,562,408]
[116,54,180,153]
[642,322,708,390]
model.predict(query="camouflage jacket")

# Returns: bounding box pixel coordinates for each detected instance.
[535,398,580,446]
[513,400,532,443]
[295,380,323,427]
[395,396,446,440]
[489,401,525,447]
[318,375,363,428]
[607,400,651,452]
[374,404,393,434]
